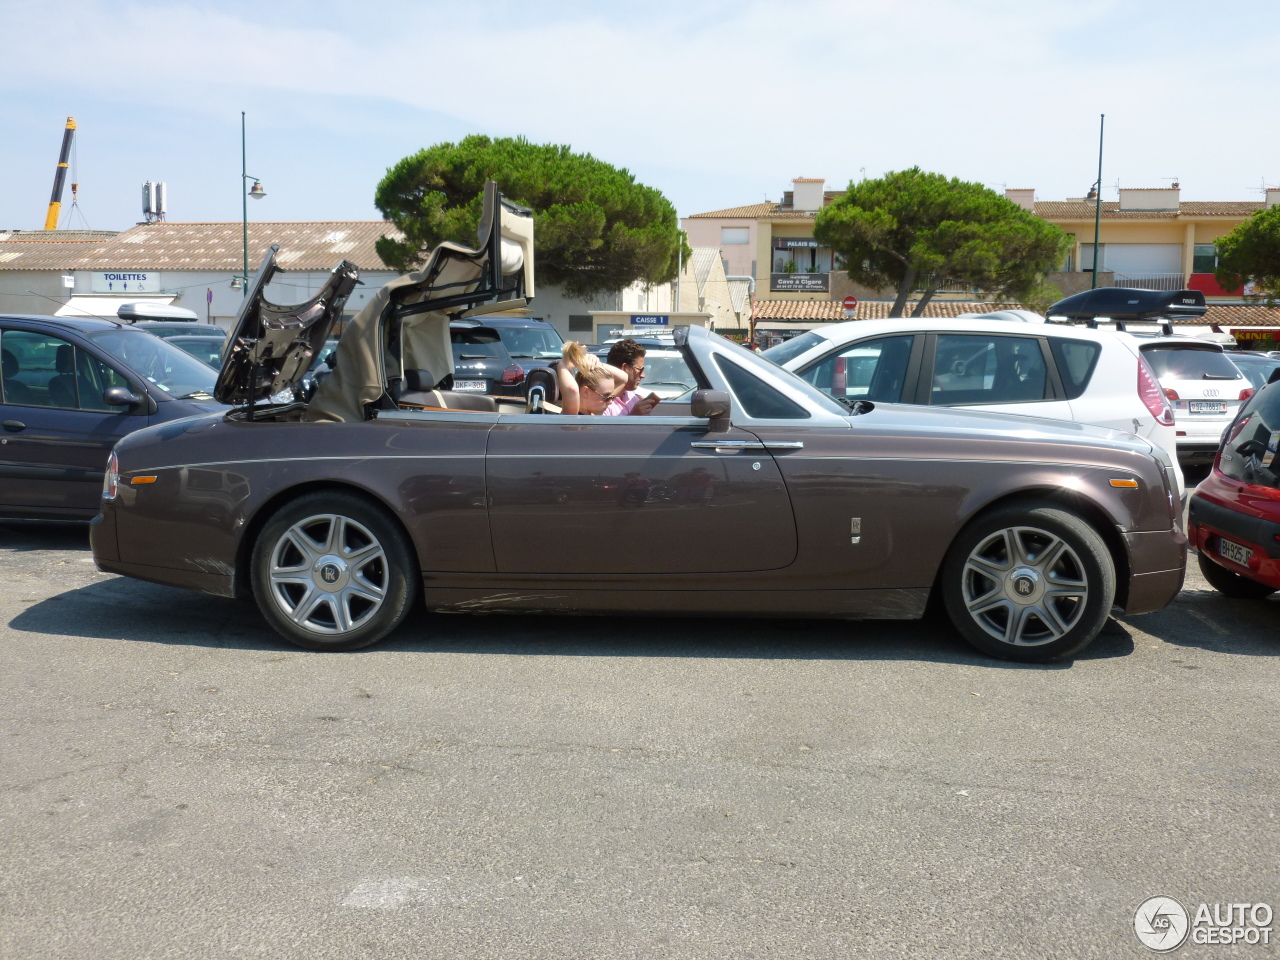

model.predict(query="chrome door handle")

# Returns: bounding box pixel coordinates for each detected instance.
[2,420,25,432]
[690,440,803,450]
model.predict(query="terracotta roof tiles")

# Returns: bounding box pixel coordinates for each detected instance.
[752,298,1280,328]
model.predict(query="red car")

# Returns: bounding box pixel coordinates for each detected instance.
[1188,377,1280,598]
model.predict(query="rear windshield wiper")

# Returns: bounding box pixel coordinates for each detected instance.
[1202,373,1237,380]
[458,353,490,360]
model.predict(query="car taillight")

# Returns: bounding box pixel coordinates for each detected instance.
[1137,356,1175,426]
[1163,387,1180,401]
[501,364,525,385]
[103,450,119,500]
[1239,387,1255,401]
[833,357,847,394]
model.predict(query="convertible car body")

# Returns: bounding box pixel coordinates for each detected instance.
[91,184,1186,662]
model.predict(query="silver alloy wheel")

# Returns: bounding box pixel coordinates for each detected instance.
[267,513,388,635]
[960,525,1089,647]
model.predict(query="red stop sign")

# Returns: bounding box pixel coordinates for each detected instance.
[842,296,858,311]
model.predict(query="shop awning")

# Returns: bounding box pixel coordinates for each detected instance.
[54,295,174,320]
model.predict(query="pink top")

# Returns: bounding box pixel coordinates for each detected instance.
[601,390,641,416]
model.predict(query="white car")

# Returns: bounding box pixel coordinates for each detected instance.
[1131,336,1254,465]
[763,317,1185,497]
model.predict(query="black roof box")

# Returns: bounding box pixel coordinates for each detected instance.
[1047,287,1207,322]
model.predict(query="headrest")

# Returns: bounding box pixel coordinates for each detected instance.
[1,348,16,379]
[404,368,436,391]
[55,344,76,373]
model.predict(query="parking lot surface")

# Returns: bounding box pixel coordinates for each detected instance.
[1,520,1277,959]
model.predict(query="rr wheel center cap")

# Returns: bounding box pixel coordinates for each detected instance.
[314,555,349,592]
[1007,567,1043,605]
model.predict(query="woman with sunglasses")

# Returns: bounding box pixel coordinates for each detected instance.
[556,341,629,415]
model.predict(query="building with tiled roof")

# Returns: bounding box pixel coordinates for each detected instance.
[1028,186,1280,304]
[0,221,403,326]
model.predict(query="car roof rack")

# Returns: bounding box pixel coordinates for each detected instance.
[1045,287,1206,337]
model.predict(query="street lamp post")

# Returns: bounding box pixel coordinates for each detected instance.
[234,110,267,296]
[1090,113,1104,290]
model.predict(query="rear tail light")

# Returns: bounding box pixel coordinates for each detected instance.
[1163,387,1180,401]
[103,450,119,500]
[833,357,847,394]
[1240,387,1255,401]
[500,364,525,385]
[1137,356,1175,426]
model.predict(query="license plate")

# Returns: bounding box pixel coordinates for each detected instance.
[1189,401,1227,414]
[452,380,487,392]
[1218,537,1253,567]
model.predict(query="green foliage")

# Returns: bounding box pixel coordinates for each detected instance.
[1215,205,1280,305]
[814,168,1072,316]
[374,135,690,298]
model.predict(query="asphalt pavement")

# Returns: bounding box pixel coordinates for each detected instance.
[1,517,1277,960]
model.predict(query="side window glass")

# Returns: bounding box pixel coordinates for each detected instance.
[1,330,78,408]
[713,354,809,419]
[1048,339,1101,400]
[799,336,913,403]
[76,349,131,412]
[930,334,1047,406]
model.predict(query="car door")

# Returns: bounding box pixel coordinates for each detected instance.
[485,412,797,574]
[0,326,147,517]
[793,334,920,404]
[917,332,1073,420]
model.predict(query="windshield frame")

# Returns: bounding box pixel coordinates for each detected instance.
[86,327,220,400]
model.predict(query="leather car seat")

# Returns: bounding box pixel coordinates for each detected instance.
[524,363,560,411]
[397,368,497,412]
[1,348,36,405]
[47,344,80,408]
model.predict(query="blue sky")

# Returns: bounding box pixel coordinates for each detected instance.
[1,0,1276,231]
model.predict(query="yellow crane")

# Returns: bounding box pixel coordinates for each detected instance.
[44,116,76,231]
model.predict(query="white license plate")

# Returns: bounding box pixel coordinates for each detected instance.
[1189,401,1227,414]
[452,380,487,392]
[1218,537,1253,567]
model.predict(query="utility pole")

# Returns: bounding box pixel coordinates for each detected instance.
[1091,114,1105,290]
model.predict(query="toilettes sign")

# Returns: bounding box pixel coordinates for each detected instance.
[92,272,160,293]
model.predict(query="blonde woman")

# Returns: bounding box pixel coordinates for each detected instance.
[556,342,628,415]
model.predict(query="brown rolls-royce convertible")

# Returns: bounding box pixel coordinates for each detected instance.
[90,184,1186,662]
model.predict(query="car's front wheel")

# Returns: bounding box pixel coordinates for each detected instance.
[1197,550,1276,599]
[941,503,1116,662]
[250,491,418,651]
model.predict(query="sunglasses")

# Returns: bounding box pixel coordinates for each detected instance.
[585,384,617,403]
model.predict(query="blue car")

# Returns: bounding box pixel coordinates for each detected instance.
[0,314,226,520]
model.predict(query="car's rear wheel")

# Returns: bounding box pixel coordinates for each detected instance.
[250,491,418,651]
[941,504,1115,662]
[1197,550,1276,599]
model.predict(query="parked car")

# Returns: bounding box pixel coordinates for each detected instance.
[448,323,526,396]
[0,314,226,520]
[1188,378,1280,598]
[90,185,1185,663]
[464,316,564,381]
[1135,336,1253,465]
[588,343,699,400]
[1224,351,1280,392]
[166,335,225,368]
[765,317,1187,499]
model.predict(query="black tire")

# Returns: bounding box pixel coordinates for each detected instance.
[941,503,1116,663]
[1197,550,1276,599]
[250,490,418,651]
